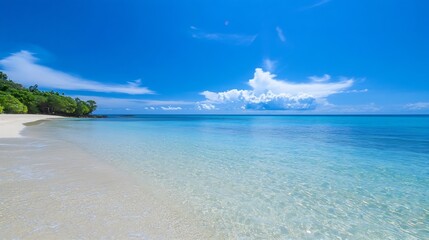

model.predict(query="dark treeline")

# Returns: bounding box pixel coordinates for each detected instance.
[0,71,96,116]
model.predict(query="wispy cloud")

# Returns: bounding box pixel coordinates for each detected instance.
[190,26,257,45]
[73,95,193,107]
[315,102,381,113]
[275,26,286,42]
[200,68,357,111]
[308,74,331,82]
[404,102,429,110]
[73,95,193,112]
[0,51,153,94]
[196,103,216,110]
[340,89,368,93]
[301,0,331,10]
[263,58,277,72]
[161,106,182,111]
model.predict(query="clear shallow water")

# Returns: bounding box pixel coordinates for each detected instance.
[32,115,429,239]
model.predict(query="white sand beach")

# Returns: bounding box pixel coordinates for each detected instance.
[0,114,65,138]
[0,115,214,239]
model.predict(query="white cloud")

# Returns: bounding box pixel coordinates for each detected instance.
[308,74,330,82]
[275,26,286,42]
[340,89,368,93]
[314,102,380,113]
[247,69,353,98]
[0,51,153,94]
[263,59,276,72]
[72,95,192,111]
[197,103,216,110]
[404,102,429,110]
[201,89,316,110]
[200,68,355,111]
[191,26,257,45]
[161,106,182,111]
[73,95,191,106]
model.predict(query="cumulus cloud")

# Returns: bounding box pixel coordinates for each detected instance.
[0,51,153,94]
[200,68,355,111]
[201,89,316,110]
[190,26,257,45]
[404,102,429,110]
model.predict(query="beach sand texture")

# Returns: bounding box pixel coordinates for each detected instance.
[0,115,213,239]
[0,114,64,138]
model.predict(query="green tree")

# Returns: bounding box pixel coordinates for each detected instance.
[0,73,24,91]
[86,100,97,113]
[9,89,38,113]
[29,84,39,92]
[47,94,77,115]
[32,94,48,113]
[0,72,8,81]
[74,98,90,116]
[0,105,4,113]
[0,93,28,113]
[0,71,96,116]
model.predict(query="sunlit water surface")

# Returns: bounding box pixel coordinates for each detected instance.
[32,115,429,239]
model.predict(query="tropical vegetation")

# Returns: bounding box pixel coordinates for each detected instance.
[0,71,96,116]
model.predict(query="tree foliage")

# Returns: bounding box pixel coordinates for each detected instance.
[0,71,97,116]
[0,93,28,113]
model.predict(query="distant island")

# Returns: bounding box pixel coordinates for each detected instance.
[0,71,97,117]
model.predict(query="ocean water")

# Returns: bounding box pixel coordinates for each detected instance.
[29,115,429,239]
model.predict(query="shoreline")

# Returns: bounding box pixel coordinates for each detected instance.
[0,115,214,239]
[0,114,65,138]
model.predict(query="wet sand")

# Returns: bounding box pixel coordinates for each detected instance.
[0,116,214,239]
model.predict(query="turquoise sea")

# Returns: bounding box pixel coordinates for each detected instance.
[31,115,428,239]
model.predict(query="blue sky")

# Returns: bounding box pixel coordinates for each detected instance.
[0,0,428,114]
